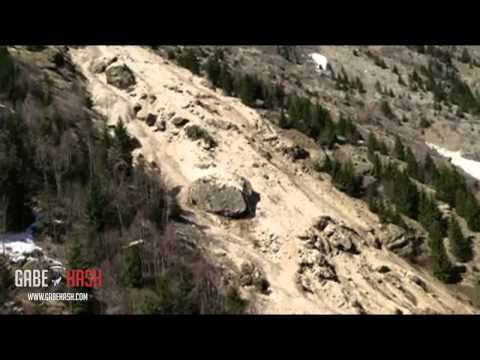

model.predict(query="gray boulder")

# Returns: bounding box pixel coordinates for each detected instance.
[106,64,136,90]
[171,116,190,127]
[189,173,257,218]
[145,113,157,127]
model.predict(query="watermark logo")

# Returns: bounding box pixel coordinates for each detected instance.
[14,268,102,302]
[66,269,102,289]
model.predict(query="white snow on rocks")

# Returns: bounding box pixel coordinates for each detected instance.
[1,224,65,271]
[310,53,328,71]
[0,228,41,263]
[427,143,480,181]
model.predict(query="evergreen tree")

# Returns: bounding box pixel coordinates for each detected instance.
[393,135,405,161]
[429,221,455,283]
[205,56,221,88]
[218,65,234,96]
[0,47,16,94]
[378,140,389,156]
[120,247,143,288]
[367,131,379,157]
[405,147,419,179]
[460,48,472,64]
[177,48,200,75]
[68,236,95,314]
[371,152,383,179]
[239,75,256,106]
[418,192,446,236]
[448,216,472,262]
[394,171,419,219]
[381,101,395,119]
[112,119,134,174]
[86,176,108,232]
[424,153,438,184]
[278,109,289,129]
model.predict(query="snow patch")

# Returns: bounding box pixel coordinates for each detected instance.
[310,53,328,71]
[1,229,41,263]
[426,143,480,181]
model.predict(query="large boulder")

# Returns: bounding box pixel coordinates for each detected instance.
[189,173,257,218]
[106,64,136,90]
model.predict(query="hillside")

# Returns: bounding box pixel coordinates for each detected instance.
[1,45,480,314]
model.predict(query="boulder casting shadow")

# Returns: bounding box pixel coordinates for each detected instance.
[189,174,260,219]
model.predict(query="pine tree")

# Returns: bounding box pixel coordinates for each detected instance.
[448,216,472,262]
[0,47,16,94]
[113,119,134,174]
[424,153,438,184]
[381,101,395,119]
[219,65,233,96]
[429,221,455,283]
[278,109,289,129]
[461,48,472,64]
[378,140,389,156]
[371,152,383,179]
[177,48,200,75]
[367,131,379,158]
[239,75,255,106]
[120,247,143,288]
[418,192,446,236]
[405,147,419,179]
[205,56,221,88]
[68,236,95,314]
[394,171,419,219]
[86,176,108,232]
[393,135,405,161]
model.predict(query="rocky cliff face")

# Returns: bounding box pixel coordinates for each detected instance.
[62,45,479,314]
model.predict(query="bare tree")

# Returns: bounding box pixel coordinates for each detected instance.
[52,132,73,198]
[0,195,9,256]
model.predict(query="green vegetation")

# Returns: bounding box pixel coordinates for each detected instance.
[0,51,247,314]
[429,221,456,283]
[322,156,362,198]
[448,216,472,262]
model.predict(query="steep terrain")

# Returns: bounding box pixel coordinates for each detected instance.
[65,46,479,314]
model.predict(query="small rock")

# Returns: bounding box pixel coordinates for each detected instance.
[284,145,310,161]
[376,265,391,274]
[145,113,157,127]
[171,116,190,127]
[156,119,166,131]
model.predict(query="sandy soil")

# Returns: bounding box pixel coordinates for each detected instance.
[69,46,477,314]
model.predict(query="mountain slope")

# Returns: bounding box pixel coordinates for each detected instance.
[69,46,478,314]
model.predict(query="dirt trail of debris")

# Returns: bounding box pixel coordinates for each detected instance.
[69,46,477,314]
